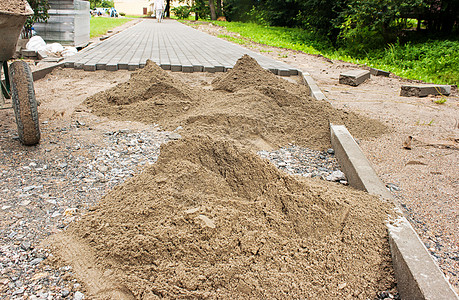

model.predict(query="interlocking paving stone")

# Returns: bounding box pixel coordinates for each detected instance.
[339,69,371,86]
[64,19,298,75]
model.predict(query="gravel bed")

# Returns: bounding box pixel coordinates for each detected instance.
[0,120,170,299]
[258,145,348,184]
[0,119,399,299]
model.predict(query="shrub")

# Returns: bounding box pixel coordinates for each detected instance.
[172,5,191,19]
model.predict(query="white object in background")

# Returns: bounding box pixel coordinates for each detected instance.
[61,47,78,57]
[45,43,64,54]
[26,36,46,51]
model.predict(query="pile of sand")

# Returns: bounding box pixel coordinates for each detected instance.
[49,136,394,299]
[85,56,387,150]
[0,0,29,14]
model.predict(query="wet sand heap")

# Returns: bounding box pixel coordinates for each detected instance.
[50,136,394,299]
[85,55,387,150]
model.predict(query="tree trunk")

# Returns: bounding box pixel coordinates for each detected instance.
[209,0,217,20]
[216,0,222,17]
[165,0,170,17]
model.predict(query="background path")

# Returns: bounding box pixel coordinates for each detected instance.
[64,19,298,76]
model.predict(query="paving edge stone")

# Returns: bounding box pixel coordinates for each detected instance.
[32,62,65,81]
[299,71,328,101]
[330,124,459,300]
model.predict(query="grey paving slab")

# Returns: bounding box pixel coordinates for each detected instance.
[64,19,299,75]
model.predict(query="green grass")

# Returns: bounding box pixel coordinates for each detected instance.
[90,17,135,38]
[434,98,447,104]
[217,34,250,45]
[212,21,331,55]
[205,21,459,85]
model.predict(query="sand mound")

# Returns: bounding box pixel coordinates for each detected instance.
[84,56,387,150]
[85,60,198,124]
[48,136,394,299]
[211,54,302,93]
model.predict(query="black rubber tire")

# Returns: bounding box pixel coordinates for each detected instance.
[9,61,40,146]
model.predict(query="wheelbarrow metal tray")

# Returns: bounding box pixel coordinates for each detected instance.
[0,3,34,61]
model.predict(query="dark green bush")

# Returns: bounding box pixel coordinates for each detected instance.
[172,5,192,19]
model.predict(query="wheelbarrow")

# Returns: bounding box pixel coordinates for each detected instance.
[0,2,40,146]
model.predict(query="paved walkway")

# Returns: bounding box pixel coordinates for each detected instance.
[64,19,299,76]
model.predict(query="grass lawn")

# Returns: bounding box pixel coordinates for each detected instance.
[205,21,458,86]
[90,17,136,38]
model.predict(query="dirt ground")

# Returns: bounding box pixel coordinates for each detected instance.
[31,56,395,298]
[0,20,457,297]
[191,21,459,291]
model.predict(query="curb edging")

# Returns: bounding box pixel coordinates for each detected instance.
[32,62,65,82]
[330,124,459,300]
[298,71,327,101]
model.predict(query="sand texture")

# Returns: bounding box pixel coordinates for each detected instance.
[85,55,387,150]
[47,135,395,299]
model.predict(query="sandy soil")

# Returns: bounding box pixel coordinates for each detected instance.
[189,21,459,291]
[0,20,456,297]
[19,56,393,299]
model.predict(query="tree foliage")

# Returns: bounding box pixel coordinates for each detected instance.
[24,0,50,36]
[89,0,114,9]
[222,0,457,54]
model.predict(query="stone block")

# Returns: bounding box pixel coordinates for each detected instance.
[214,65,225,72]
[118,63,128,70]
[370,68,390,77]
[400,85,451,97]
[21,49,37,58]
[171,65,182,72]
[74,62,84,69]
[182,65,193,73]
[330,124,459,300]
[278,69,291,76]
[302,73,327,101]
[37,50,48,60]
[339,70,371,86]
[83,64,96,71]
[193,65,203,72]
[203,66,215,73]
[106,64,118,71]
[160,64,171,70]
[96,63,105,70]
[128,64,139,71]
[41,57,64,63]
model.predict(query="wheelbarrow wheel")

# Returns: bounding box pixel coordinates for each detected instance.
[9,61,40,146]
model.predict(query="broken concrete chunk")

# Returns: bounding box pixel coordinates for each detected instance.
[370,68,390,77]
[339,70,370,86]
[400,85,451,97]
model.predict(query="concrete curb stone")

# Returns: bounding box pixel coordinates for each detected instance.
[329,124,459,300]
